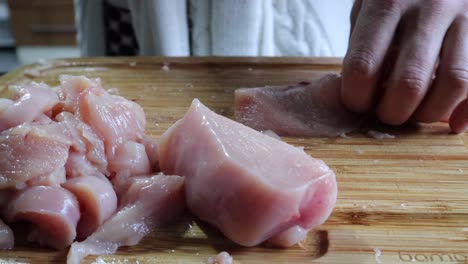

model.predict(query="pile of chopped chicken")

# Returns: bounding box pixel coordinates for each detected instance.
[0,76,185,263]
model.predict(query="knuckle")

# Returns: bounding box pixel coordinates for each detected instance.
[344,49,377,80]
[427,0,445,13]
[366,0,401,20]
[445,67,468,89]
[379,0,401,14]
[397,77,426,100]
[394,65,429,100]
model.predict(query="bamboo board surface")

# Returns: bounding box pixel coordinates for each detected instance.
[0,57,467,264]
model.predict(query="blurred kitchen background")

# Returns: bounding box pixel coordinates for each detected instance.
[0,0,79,75]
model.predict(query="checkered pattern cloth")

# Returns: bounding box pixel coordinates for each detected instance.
[103,0,139,56]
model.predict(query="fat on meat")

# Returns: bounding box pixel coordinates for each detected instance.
[66,175,185,264]
[159,99,337,247]
[0,218,14,249]
[0,82,58,132]
[0,123,71,189]
[62,176,117,239]
[4,186,80,249]
[234,73,362,137]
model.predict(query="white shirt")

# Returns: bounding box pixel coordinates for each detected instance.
[75,0,353,57]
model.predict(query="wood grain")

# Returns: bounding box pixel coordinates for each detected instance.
[0,57,466,264]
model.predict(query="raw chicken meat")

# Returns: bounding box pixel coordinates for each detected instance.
[0,123,71,189]
[65,152,107,181]
[62,176,117,238]
[140,135,160,171]
[206,251,233,264]
[159,99,337,247]
[0,219,13,249]
[67,175,185,264]
[108,141,152,177]
[234,73,362,137]
[56,112,108,176]
[77,80,146,160]
[4,186,80,249]
[0,82,58,131]
[0,75,164,255]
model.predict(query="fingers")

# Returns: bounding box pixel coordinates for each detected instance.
[376,2,459,125]
[449,98,468,133]
[413,17,468,123]
[349,0,363,35]
[342,0,404,113]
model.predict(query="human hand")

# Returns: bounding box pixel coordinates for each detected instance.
[341,0,467,133]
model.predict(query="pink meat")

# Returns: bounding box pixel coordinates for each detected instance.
[0,123,71,189]
[56,112,108,176]
[0,75,164,253]
[139,135,160,171]
[62,176,117,239]
[78,83,146,159]
[234,74,362,137]
[55,75,104,113]
[0,82,58,132]
[108,141,152,176]
[66,175,185,264]
[0,218,14,249]
[4,186,80,249]
[65,152,107,180]
[26,166,66,187]
[159,99,337,247]
[206,252,233,264]
[32,113,54,125]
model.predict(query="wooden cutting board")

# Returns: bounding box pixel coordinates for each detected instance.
[0,57,467,264]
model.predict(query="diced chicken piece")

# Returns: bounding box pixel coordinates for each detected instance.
[78,83,146,159]
[55,75,146,162]
[0,219,14,249]
[0,123,71,189]
[110,171,134,199]
[4,186,80,249]
[32,113,54,125]
[234,74,362,137]
[108,141,152,176]
[62,176,117,239]
[206,252,233,264]
[159,99,337,247]
[26,166,66,187]
[66,175,185,264]
[65,152,107,180]
[0,82,58,132]
[0,98,13,110]
[139,135,160,171]
[56,112,108,175]
[261,130,281,141]
[266,225,308,247]
[55,75,104,113]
